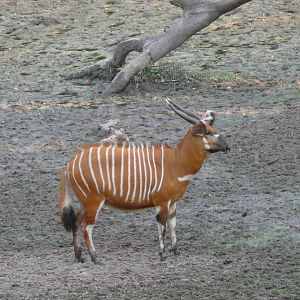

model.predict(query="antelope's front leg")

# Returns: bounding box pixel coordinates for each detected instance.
[155,202,170,261]
[168,202,179,255]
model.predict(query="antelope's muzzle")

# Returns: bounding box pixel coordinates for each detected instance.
[218,136,230,153]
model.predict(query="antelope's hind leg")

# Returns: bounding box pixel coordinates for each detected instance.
[81,196,105,264]
[167,202,179,255]
[155,202,170,261]
[72,209,85,262]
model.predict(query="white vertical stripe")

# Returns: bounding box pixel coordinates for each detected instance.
[97,145,105,191]
[157,144,165,191]
[66,162,70,182]
[86,224,95,252]
[125,144,131,202]
[79,150,91,193]
[111,145,117,196]
[106,145,112,191]
[72,155,87,197]
[132,143,137,201]
[89,147,100,194]
[146,144,152,200]
[151,145,158,194]
[141,144,147,201]
[137,145,143,203]
[120,143,125,197]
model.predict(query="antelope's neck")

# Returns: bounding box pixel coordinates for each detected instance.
[173,129,208,176]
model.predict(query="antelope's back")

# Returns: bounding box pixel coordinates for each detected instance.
[66,142,168,209]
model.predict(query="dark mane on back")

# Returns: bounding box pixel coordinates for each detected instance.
[79,141,172,151]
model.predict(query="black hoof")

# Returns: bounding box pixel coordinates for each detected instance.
[172,244,180,256]
[91,254,100,265]
[76,256,85,263]
[159,252,167,261]
[75,248,85,263]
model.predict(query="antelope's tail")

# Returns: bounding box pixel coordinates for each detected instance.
[58,167,75,232]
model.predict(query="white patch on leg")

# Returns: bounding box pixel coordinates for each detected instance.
[157,223,165,252]
[169,202,176,215]
[155,206,160,215]
[168,202,177,247]
[86,225,95,253]
[168,217,177,247]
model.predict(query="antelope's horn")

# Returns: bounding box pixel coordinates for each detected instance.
[166,98,201,121]
[166,98,198,124]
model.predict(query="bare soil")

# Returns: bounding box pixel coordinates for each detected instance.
[0,1,299,299]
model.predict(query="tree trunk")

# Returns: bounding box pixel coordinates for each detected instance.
[67,0,252,97]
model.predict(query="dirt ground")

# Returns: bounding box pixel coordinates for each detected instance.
[0,0,299,299]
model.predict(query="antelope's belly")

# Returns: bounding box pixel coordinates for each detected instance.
[105,196,154,210]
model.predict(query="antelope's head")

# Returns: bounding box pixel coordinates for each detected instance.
[166,98,230,153]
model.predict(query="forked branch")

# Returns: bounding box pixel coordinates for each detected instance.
[67,0,252,97]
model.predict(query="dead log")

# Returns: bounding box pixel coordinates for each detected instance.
[67,0,252,97]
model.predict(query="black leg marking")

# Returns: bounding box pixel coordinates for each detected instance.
[172,242,180,256]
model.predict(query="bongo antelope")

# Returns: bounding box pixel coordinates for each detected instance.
[58,99,230,263]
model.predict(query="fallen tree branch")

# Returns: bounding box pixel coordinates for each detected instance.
[67,0,252,97]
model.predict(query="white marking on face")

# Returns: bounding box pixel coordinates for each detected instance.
[86,225,95,252]
[105,145,112,191]
[151,145,158,194]
[89,147,100,194]
[146,144,152,200]
[79,150,91,193]
[132,143,137,202]
[120,143,125,197]
[214,134,220,138]
[111,145,116,196]
[203,136,211,150]
[157,144,165,192]
[137,145,143,203]
[177,174,195,182]
[125,143,131,202]
[97,146,105,191]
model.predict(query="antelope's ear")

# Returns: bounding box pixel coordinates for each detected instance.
[191,121,207,136]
